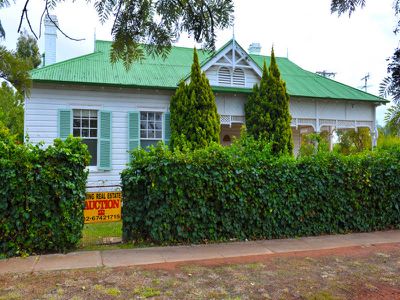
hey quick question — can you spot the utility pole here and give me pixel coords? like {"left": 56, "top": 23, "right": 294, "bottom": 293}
{"left": 360, "top": 73, "right": 371, "bottom": 92}
{"left": 316, "top": 70, "right": 336, "bottom": 79}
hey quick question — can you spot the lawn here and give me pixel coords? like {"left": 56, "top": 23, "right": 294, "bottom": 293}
{"left": 79, "top": 221, "right": 123, "bottom": 250}
{"left": 1, "top": 244, "right": 400, "bottom": 299}
{"left": 79, "top": 221, "right": 156, "bottom": 251}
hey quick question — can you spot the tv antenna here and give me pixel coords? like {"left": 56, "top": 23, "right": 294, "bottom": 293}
{"left": 360, "top": 73, "right": 371, "bottom": 92}
{"left": 316, "top": 70, "right": 336, "bottom": 79}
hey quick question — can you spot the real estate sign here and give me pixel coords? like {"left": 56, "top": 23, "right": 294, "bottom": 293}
{"left": 84, "top": 192, "right": 121, "bottom": 224}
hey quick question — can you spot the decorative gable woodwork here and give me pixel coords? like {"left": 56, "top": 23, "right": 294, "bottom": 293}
{"left": 201, "top": 40, "right": 262, "bottom": 89}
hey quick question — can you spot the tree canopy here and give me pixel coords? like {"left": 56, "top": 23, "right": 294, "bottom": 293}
{"left": 0, "top": 31, "right": 39, "bottom": 142}
{"left": 384, "top": 105, "right": 400, "bottom": 135}
{"left": 0, "top": 0, "right": 9, "bottom": 39}
{"left": 380, "top": 49, "right": 400, "bottom": 135}
{"left": 0, "top": 46, "right": 31, "bottom": 94}
{"left": 3, "top": 0, "right": 234, "bottom": 69}
{"left": 16, "top": 30, "right": 41, "bottom": 69}
{"left": 0, "top": 82, "right": 24, "bottom": 142}
{"left": 169, "top": 48, "right": 220, "bottom": 150}
{"left": 331, "top": 0, "right": 400, "bottom": 33}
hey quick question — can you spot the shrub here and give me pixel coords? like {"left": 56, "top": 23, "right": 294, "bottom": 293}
{"left": 0, "top": 134, "right": 89, "bottom": 257}
{"left": 121, "top": 141, "right": 400, "bottom": 244}
{"left": 377, "top": 133, "right": 400, "bottom": 151}
{"left": 334, "top": 128, "right": 371, "bottom": 155}
{"left": 299, "top": 132, "right": 330, "bottom": 157}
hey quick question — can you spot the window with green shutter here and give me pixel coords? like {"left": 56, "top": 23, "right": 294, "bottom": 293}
{"left": 128, "top": 112, "right": 140, "bottom": 159}
{"left": 58, "top": 109, "right": 72, "bottom": 140}
{"left": 140, "top": 111, "right": 163, "bottom": 148}
{"left": 98, "top": 111, "right": 112, "bottom": 170}
{"left": 72, "top": 109, "right": 98, "bottom": 166}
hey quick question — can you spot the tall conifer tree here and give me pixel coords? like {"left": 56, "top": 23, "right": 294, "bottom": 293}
{"left": 170, "top": 48, "right": 220, "bottom": 150}
{"left": 245, "top": 60, "right": 272, "bottom": 140}
{"left": 245, "top": 48, "right": 293, "bottom": 155}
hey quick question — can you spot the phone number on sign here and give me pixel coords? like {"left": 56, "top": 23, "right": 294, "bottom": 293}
{"left": 84, "top": 214, "right": 121, "bottom": 222}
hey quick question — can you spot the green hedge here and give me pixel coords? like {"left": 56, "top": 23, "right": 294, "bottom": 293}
{"left": 0, "top": 133, "right": 89, "bottom": 257}
{"left": 121, "top": 141, "right": 400, "bottom": 244}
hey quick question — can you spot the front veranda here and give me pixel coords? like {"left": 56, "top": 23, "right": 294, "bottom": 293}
{"left": 219, "top": 114, "right": 377, "bottom": 154}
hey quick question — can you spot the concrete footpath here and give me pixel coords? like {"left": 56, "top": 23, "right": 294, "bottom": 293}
{"left": 1, "top": 230, "right": 400, "bottom": 274}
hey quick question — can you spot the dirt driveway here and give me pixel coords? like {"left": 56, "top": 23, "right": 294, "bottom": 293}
{"left": 1, "top": 243, "right": 400, "bottom": 299}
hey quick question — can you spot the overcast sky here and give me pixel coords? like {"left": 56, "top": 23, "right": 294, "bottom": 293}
{"left": 1, "top": 0, "right": 398, "bottom": 125}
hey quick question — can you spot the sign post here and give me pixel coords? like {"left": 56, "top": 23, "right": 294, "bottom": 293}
{"left": 84, "top": 191, "right": 122, "bottom": 224}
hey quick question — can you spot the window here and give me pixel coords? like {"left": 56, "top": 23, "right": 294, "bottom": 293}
{"left": 218, "top": 67, "right": 245, "bottom": 87}
{"left": 233, "top": 68, "right": 245, "bottom": 86}
{"left": 218, "top": 67, "right": 231, "bottom": 85}
{"left": 73, "top": 109, "right": 98, "bottom": 166}
{"left": 140, "top": 112, "right": 163, "bottom": 148}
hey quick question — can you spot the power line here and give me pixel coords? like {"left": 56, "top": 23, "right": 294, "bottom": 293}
{"left": 316, "top": 70, "right": 336, "bottom": 79}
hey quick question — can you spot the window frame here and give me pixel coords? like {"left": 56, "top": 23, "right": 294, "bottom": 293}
{"left": 139, "top": 111, "right": 164, "bottom": 147}
{"left": 233, "top": 67, "right": 246, "bottom": 87}
{"left": 218, "top": 66, "right": 232, "bottom": 86}
{"left": 72, "top": 108, "right": 99, "bottom": 168}
{"left": 218, "top": 66, "right": 246, "bottom": 87}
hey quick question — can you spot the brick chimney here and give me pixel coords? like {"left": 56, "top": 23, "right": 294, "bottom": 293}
{"left": 248, "top": 43, "right": 262, "bottom": 55}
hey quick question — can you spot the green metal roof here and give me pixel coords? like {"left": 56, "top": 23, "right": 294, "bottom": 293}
{"left": 31, "top": 40, "right": 387, "bottom": 103}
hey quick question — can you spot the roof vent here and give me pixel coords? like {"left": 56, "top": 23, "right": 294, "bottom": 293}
{"left": 218, "top": 67, "right": 231, "bottom": 86}
{"left": 233, "top": 68, "right": 245, "bottom": 86}
{"left": 248, "top": 43, "right": 261, "bottom": 55}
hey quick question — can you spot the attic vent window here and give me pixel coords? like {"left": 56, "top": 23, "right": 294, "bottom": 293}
{"left": 218, "top": 67, "right": 246, "bottom": 87}
{"left": 233, "top": 68, "right": 245, "bottom": 86}
{"left": 218, "top": 67, "right": 231, "bottom": 85}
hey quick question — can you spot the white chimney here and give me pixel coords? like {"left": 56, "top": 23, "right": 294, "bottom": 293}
{"left": 44, "top": 15, "right": 58, "bottom": 66}
{"left": 248, "top": 42, "right": 261, "bottom": 55}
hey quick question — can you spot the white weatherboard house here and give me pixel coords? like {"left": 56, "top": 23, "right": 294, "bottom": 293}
{"left": 25, "top": 20, "right": 388, "bottom": 188}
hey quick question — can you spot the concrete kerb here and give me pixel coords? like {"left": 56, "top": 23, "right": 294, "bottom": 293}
{"left": 1, "top": 230, "right": 400, "bottom": 274}
{"left": 0, "top": 255, "right": 39, "bottom": 274}
{"left": 33, "top": 251, "right": 103, "bottom": 272}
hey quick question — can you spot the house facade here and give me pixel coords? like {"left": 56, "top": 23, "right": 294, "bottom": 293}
{"left": 25, "top": 29, "right": 387, "bottom": 188}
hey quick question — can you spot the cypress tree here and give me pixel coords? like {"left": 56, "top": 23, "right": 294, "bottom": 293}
{"left": 245, "top": 60, "right": 273, "bottom": 140}
{"left": 245, "top": 48, "right": 293, "bottom": 155}
{"left": 170, "top": 48, "right": 220, "bottom": 150}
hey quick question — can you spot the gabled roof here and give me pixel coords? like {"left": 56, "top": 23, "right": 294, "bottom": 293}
{"left": 31, "top": 40, "right": 388, "bottom": 103}
{"left": 199, "top": 39, "right": 262, "bottom": 76}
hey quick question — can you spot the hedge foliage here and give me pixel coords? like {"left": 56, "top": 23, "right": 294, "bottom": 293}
{"left": 0, "top": 132, "right": 89, "bottom": 257}
{"left": 122, "top": 139, "right": 400, "bottom": 244}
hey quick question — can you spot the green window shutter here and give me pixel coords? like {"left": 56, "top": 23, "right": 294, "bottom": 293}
{"left": 98, "top": 111, "right": 112, "bottom": 170}
{"left": 58, "top": 109, "right": 72, "bottom": 140}
{"left": 164, "top": 112, "right": 171, "bottom": 146}
{"left": 128, "top": 112, "right": 140, "bottom": 160}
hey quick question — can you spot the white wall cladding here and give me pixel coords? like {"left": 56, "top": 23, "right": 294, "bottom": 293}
{"left": 290, "top": 97, "right": 375, "bottom": 121}
{"left": 215, "top": 94, "right": 247, "bottom": 116}
{"left": 346, "top": 102, "right": 374, "bottom": 120}
{"left": 290, "top": 99, "right": 316, "bottom": 118}
{"left": 25, "top": 86, "right": 173, "bottom": 188}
